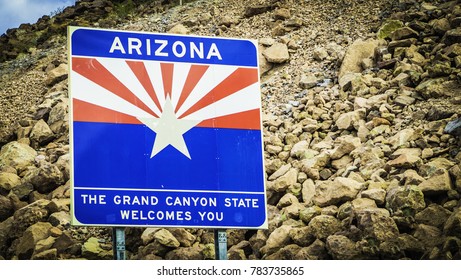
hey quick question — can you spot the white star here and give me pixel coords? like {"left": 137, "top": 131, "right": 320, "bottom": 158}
{"left": 138, "top": 97, "right": 200, "bottom": 159}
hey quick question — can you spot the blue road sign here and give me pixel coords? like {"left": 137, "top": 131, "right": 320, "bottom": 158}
{"left": 69, "top": 27, "right": 267, "bottom": 229}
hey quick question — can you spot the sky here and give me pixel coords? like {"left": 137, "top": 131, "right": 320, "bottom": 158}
{"left": 0, "top": 0, "right": 76, "bottom": 35}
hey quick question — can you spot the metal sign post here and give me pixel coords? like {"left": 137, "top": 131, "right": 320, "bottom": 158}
{"left": 214, "top": 229, "right": 227, "bottom": 260}
{"left": 112, "top": 227, "right": 126, "bottom": 260}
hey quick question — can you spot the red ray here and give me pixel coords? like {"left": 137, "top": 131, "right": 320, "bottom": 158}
{"left": 179, "top": 67, "right": 258, "bottom": 119}
{"left": 196, "top": 109, "right": 261, "bottom": 130}
{"left": 161, "top": 63, "right": 174, "bottom": 99}
{"left": 73, "top": 99, "right": 141, "bottom": 124}
{"left": 175, "top": 64, "right": 209, "bottom": 113}
{"left": 125, "top": 60, "right": 162, "bottom": 113}
{"left": 72, "top": 57, "right": 158, "bottom": 117}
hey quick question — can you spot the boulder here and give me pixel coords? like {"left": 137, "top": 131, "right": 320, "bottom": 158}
{"left": 0, "top": 196, "right": 14, "bottom": 222}
{"left": 154, "top": 229, "right": 180, "bottom": 248}
{"left": 167, "top": 23, "right": 189, "bottom": 34}
{"left": 313, "top": 177, "right": 363, "bottom": 207}
{"left": 386, "top": 185, "right": 426, "bottom": 214}
{"left": 294, "top": 239, "right": 328, "bottom": 260}
{"left": 390, "top": 27, "right": 419, "bottom": 41}
{"left": 357, "top": 211, "right": 399, "bottom": 242}
{"left": 308, "top": 215, "right": 342, "bottom": 240}
{"left": 338, "top": 39, "right": 384, "bottom": 79}
{"left": 45, "top": 64, "right": 68, "bottom": 86}
{"left": 0, "top": 172, "right": 21, "bottom": 195}
{"left": 444, "top": 208, "right": 461, "bottom": 239}
{"left": 262, "top": 43, "right": 289, "bottom": 63}
{"left": 165, "top": 244, "right": 205, "bottom": 260}
{"left": 168, "top": 228, "right": 196, "bottom": 247}
{"left": 417, "top": 169, "right": 452, "bottom": 195}
{"left": 377, "top": 20, "right": 404, "bottom": 39}
{"left": 260, "top": 225, "right": 292, "bottom": 255}
{"left": 16, "top": 222, "right": 53, "bottom": 259}
{"left": 0, "top": 141, "right": 37, "bottom": 173}
{"left": 30, "top": 119, "right": 54, "bottom": 147}
{"left": 22, "top": 163, "right": 64, "bottom": 194}
{"left": 326, "top": 235, "right": 360, "bottom": 260}
{"left": 81, "top": 237, "right": 111, "bottom": 260}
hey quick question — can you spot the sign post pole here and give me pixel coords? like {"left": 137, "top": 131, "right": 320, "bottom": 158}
{"left": 214, "top": 229, "right": 228, "bottom": 260}
{"left": 112, "top": 227, "right": 126, "bottom": 260}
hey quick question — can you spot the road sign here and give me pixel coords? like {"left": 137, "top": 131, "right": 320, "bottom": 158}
{"left": 68, "top": 26, "right": 267, "bottom": 229}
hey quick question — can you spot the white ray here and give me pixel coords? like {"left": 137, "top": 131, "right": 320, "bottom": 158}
{"left": 144, "top": 61, "right": 166, "bottom": 110}
{"left": 182, "top": 83, "right": 260, "bottom": 121}
{"left": 171, "top": 63, "right": 190, "bottom": 110}
{"left": 175, "top": 64, "right": 237, "bottom": 117}
{"left": 97, "top": 58, "right": 162, "bottom": 116}
{"left": 71, "top": 71, "right": 154, "bottom": 119}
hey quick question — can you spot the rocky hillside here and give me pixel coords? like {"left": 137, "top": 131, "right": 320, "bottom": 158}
{"left": 1, "top": 0, "right": 461, "bottom": 260}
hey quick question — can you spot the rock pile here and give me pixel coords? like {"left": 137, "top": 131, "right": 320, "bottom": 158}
{"left": 1, "top": 0, "right": 461, "bottom": 260}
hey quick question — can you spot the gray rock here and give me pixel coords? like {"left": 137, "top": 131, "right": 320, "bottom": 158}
{"left": 420, "top": 158, "right": 456, "bottom": 177}
{"left": 165, "top": 244, "right": 205, "bottom": 260}
{"left": 386, "top": 185, "right": 426, "bottom": 214}
{"left": 387, "top": 154, "right": 422, "bottom": 169}
{"left": 16, "top": 222, "right": 53, "bottom": 259}
{"left": 299, "top": 74, "right": 319, "bottom": 89}
{"left": 47, "top": 102, "right": 68, "bottom": 133}
{"left": 361, "top": 188, "right": 386, "bottom": 205}
{"left": 46, "top": 64, "right": 68, "bottom": 86}
{"left": 415, "top": 204, "right": 451, "bottom": 228}
{"left": 391, "top": 27, "right": 419, "bottom": 41}
{"left": 417, "top": 169, "right": 452, "bottom": 195}
{"left": 258, "top": 45, "right": 273, "bottom": 75}
{"left": 326, "top": 235, "right": 360, "bottom": 260}
{"left": 294, "top": 239, "right": 328, "bottom": 260}
{"left": 23, "top": 163, "right": 64, "bottom": 194}
{"left": 335, "top": 109, "right": 366, "bottom": 130}
{"left": 301, "top": 178, "right": 315, "bottom": 204}
{"left": 357, "top": 211, "right": 399, "bottom": 242}
{"left": 0, "top": 141, "right": 37, "bottom": 173}
{"left": 299, "top": 205, "right": 321, "bottom": 224}
{"left": 169, "top": 228, "right": 196, "bottom": 247}
{"left": 445, "top": 117, "right": 461, "bottom": 136}
{"left": 265, "top": 244, "right": 301, "bottom": 260}
{"left": 260, "top": 225, "right": 292, "bottom": 255}
{"left": 0, "top": 196, "right": 14, "bottom": 222}
{"left": 443, "top": 27, "right": 461, "bottom": 45}
{"left": 444, "top": 208, "right": 461, "bottom": 239}
{"left": 167, "top": 23, "right": 189, "bottom": 34}
{"left": 11, "top": 199, "right": 50, "bottom": 239}
{"left": 352, "top": 198, "right": 377, "bottom": 210}
{"left": 308, "top": 215, "right": 342, "bottom": 240}
{"left": 268, "top": 163, "right": 291, "bottom": 181}
{"left": 154, "top": 229, "right": 180, "bottom": 248}
{"left": 290, "top": 140, "right": 311, "bottom": 159}
{"left": 48, "top": 211, "right": 71, "bottom": 227}
{"left": 0, "top": 172, "right": 21, "bottom": 195}
{"left": 313, "top": 177, "right": 363, "bottom": 207}
{"left": 81, "top": 237, "right": 110, "bottom": 260}
{"left": 377, "top": 20, "right": 404, "bottom": 39}
{"left": 414, "top": 224, "right": 443, "bottom": 248}
{"left": 338, "top": 39, "right": 383, "bottom": 79}
{"left": 30, "top": 119, "right": 54, "bottom": 147}
{"left": 330, "top": 135, "right": 361, "bottom": 160}
{"left": 32, "top": 248, "right": 57, "bottom": 260}
{"left": 262, "top": 43, "right": 290, "bottom": 63}
{"left": 269, "top": 168, "right": 298, "bottom": 193}
{"left": 313, "top": 47, "right": 329, "bottom": 61}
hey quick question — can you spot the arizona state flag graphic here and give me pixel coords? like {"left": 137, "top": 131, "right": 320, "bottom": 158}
{"left": 69, "top": 27, "right": 267, "bottom": 228}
